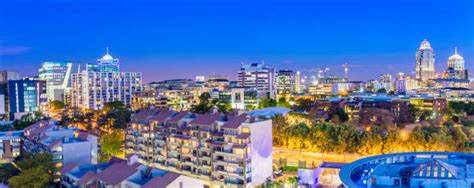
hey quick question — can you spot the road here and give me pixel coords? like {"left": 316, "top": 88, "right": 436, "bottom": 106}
{"left": 272, "top": 147, "right": 363, "bottom": 168}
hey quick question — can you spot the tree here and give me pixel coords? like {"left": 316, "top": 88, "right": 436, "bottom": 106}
{"left": 100, "top": 130, "right": 125, "bottom": 162}
{"left": 98, "top": 101, "right": 131, "bottom": 130}
{"left": 258, "top": 97, "right": 277, "bottom": 109}
{"left": 13, "top": 114, "right": 36, "bottom": 130}
{"left": 8, "top": 152, "right": 55, "bottom": 187}
{"left": 293, "top": 98, "right": 313, "bottom": 112}
{"left": 215, "top": 100, "right": 231, "bottom": 113}
{"left": 329, "top": 107, "right": 349, "bottom": 124}
{"left": 272, "top": 115, "right": 288, "bottom": 146}
{"left": 408, "top": 104, "right": 419, "bottom": 122}
{"left": 0, "top": 163, "right": 19, "bottom": 183}
{"left": 103, "top": 101, "right": 126, "bottom": 112}
{"left": 376, "top": 88, "right": 387, "bottom": 93}
{"left": 49, "top": 100, "right": 65, "bottom": 112}
{"left": 358, "top": 131, "right": 384, "bottom": 156}
{"left": 277, "top": 97, "right": 291, "bottom": 108}
{"left": 191, "top": 92, "right": 213, "bottom": 114}
{"left": 199, "top": 92, "right": 211, "bottom": 104}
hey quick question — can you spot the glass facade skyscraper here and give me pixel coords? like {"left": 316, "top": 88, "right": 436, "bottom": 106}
{"left": 7, "top": 79, "right": 47, "bottom": 119}
{"left": 38, "top": 61, "right": 74, "bottom": 102}
{"left": 415, "top": 39, "right": 436, "bottom": 82}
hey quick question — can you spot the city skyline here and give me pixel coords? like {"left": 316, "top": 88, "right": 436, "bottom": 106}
{"left": 1, "top": 0, "right": 473, "bottom": 83}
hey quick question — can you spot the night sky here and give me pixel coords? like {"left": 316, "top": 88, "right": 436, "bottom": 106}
{"left": 0, "top": 0, "right": 473, "bottom": 83}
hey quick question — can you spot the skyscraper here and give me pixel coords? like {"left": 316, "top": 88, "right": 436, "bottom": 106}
{"left": 0, "top": 71, "right": 20, "bottom": 82}
{"left": 38, "top": 61, "right": 75, "bottom": 102}
{"left": 415, "top": 39, "right": 436, "bottom": 81}
{"left": 4, "top": 78, "right": 47, "bottom": 119}
{"left": 237, "top": 62, "right": 275, "bottom": 98}
{"left": 275, "top": 69, "right": 295, "bottom": 95}
{"left": 86, "top": 48, "right": 120, "bottom": 72}
{"left": 295, "top": 71, "right": 302, "bottom": 93}
{"left": 446, "top": 47, "right": 468, "bottom": 79}
{"left": 71, "top": 50, "right": 142, "bottom": 110}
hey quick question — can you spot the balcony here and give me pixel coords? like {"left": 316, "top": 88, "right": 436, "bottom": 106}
{"left": 225, "top": 179, "right": 245, "bottom": 185}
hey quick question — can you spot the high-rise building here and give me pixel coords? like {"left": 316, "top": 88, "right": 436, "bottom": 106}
{"left": 237, "top": 62, "right": 275, "bottom": 98}
{"left": 71, "top": 51, "right": 142, "bottom": 110}
{"left": 0, "top": 71, "right": 20, "bottom": 82}
{"left": 87, "top": 48, "right": 120, "bottom": 73}
{"left": 395, "top": 73, "right": 419, "bottom": 94}
{"left": 295, "top": 71, "right": 302, "bottom": 93}
{"left": 275, "top": 69, "right": 295, "bottom": 95}
{"left": 445, "top": 47, "right": 468, "bottom": 79}
{"left": 415, "top": 39, "right": 436, "bottom": 82}
{"left": 38, "top": 61, "right": 75, "bottom": 102}
{"left": 71, "top": 71, "right": 142, "bottom": 110}
{"left": 125, "top": 108, "right": 273, "bottom": 187}
{"left": 2, "top": 78, "right": 47, "bottom": 120}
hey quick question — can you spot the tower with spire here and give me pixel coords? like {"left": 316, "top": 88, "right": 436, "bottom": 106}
{"left": 445, "top": 47, "right": 468, "bottom": 79}
{"left": 86, "top": 47, "right": 120, "bottom": 72}
{"left": 415, "top": 39, "right": 436, "bottom": 82}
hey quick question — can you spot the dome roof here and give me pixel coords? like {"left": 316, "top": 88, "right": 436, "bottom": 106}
{"left": 419, "top": 39, "right": 432, "bottom": 50}
{"left": 449, "top": 47, "right": 464, "bottom": 61}
{"left": 101, "top": 47, "right": 114, "bottom": 61}
{"left": 102, "top": 53, "right": 113, "bottom": 61}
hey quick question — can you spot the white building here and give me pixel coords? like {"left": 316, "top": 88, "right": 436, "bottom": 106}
{"left": 445, "top": 47, "right": 468, "bottom": 79}
{"left": 71, "top": 52, "right": 142, "bottom": 110}
{"left": 39, "top": 61, "right": 75, "bottom": 102}
{"left": 125, "top": 108, "right": 274, "bottom": 187}
{"left": 22, "top": 121, "right": 98, "bottom": 166}
{"left": 237, "top": 62, "right": 275, "bottom": 98}
{"left": 0, "top": 71, "right": 20, "bottom": 82}
{"left": 416, "top": 39, "right": 436, "bottom": 82}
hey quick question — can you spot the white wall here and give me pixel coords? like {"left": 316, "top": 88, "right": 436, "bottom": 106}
{"left": 62, "top": 141, "right": 91, "bottom": 165}
{"left": 248, "top": 119, "right": 273, "bottom": 186}
{"left": 167, "top": 175, "right": 205, "bottom": 188}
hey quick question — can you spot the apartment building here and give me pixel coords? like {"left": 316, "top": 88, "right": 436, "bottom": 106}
{"left": 62, "top": 154, "right": 204, "bottom": 188}
{"left": 125, "top": 108, "right": 273, "bottom": 188}
{"left": 0, "top": 130, "right": 22, "bottom": 161}
{"left": 23, "top": 121, "right": 98, "bottom": 180}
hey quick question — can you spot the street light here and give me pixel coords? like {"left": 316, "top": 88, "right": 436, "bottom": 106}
{"left": 400, "top": 130, "right": 409, "bottom": 141}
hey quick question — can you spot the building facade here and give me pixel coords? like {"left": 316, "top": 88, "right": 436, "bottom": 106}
{"left": 415, "top": 39, "right": 436, "bottom": 82}
{"left": 275, "top": 69, "right": 295, "bottom": 95}
{"left": 71, "top": 51, "right": 143, "bottom": 110}
{"left": 5, "top": 79, "right": 47, "bottom": 120}
{"left": 445, "top": 48, "right": 468, "bottom": 80}
{"left": 125, "top": 108, "right": 273, "bottom": 187}
{"left": 0, "top": 130, "right": 22, "bottom": 161}
{"left": 237, "top": 63, "right": 275, "bottom": 98}
{"left": 71, "top": 71, "right": 143, "bottom": 110}
{"left": 39, "top": 61, "right": 75, "bottom": 102}
{"left": 0, "top": 71, "right": 20, "bottom": 82}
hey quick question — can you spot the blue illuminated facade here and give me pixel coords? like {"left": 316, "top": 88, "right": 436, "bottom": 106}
{"left": 7, "top": 79, "right": 47, "bottom": 119}
{"left": 340, "top": 152, "right": 474, "bottom": 188}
